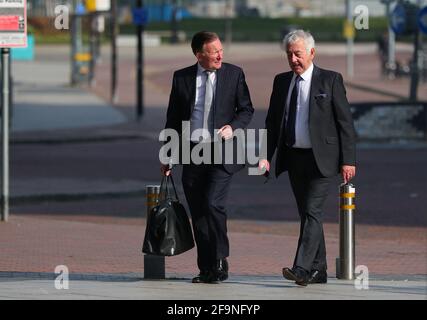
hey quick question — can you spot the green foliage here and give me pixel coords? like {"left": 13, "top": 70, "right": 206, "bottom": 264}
{"left": 29, "top": 17, "right": 391, "bottom": 44}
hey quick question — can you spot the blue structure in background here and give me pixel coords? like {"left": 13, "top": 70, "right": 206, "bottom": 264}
{"left": 132, "top": 7, "right": 149, "bottom": 26}
{"left": 144, "top": 4, "right": 192, "bottom": 22}
{"left": 11, "top": 35, "right": 35, "bottom": 61}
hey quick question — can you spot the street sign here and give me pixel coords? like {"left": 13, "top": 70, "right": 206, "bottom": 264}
{"left": 0, "top": 0, "right": 27, "bottom": 48}
{"left": 75, "top": 3, "right": 86, "bottom": 15}
{"left": 390, "top": 1, "right": 419, "bottom": 35}
{"left": 132, "top": 8, "right": 149, "bottom": 26}
{"left": 390, "top": 3, "right": 406, "bottom": 35}
{"left": 418, "top": 6, "right": 427, "bottom": 35}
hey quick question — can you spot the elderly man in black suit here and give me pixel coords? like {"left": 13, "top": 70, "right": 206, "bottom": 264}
{"left": 259, "top": 30, "right": 357, "bottom": 286}
{"left": 161, "top": 31, "right": 254, "bottom": 283}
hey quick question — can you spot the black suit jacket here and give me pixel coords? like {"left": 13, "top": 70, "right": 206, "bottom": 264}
{"left": 165, "top": 62, "right": 254, "bottom": 174}
{"left": 266, "top": 65, "right": 356, "bottom": 178}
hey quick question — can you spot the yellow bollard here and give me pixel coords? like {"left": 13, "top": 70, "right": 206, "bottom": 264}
{"left": 144, "top": 185, "right": 165, "bottom": 279}
{"left": 336, "top": 183, "right": 356, "bottom": 280}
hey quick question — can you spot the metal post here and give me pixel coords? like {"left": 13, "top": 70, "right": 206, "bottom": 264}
{"left": 346, "top": 0, "right": 354, "bottom": 78}
{"left": 136, "top": 0, "right": 144, "bottom": 120}
{"left": 110, "top": 0, "right": 118, "bottom": 104}
{"left": 409, "top": 1, "right": 422, "bottom": 101}
{"left": 89, "top": 12, "right": 96, "bottom": 87}
{"left": 1, "top": 48, "right": 10, "bottom": 222}
{"left": 70, "top": 13, "right": 79, "bottom": 85}
{"left": 144, "top": 185, "right": 165, "bottom": 279}
{"left": 381, "top": 0, "right": 396, "bottom": 74}
{"left": 337, "top": 183, "right": 356, "bottom": 280}
{"left": 170, "top": 0, "right": 178, "bottom": 44}
{"left": 386, "top": 1, "right": 396, "bottom": 71}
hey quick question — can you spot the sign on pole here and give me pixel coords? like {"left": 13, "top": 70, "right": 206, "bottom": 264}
{"left": 418, "top": 6, "right": 427, "bottom": 35}
{"left": 132, "top": 7, "right": 148, "bottom": 26}
{"left": 0, "top": 0, "right": 27, "bottom": 48}
{"left": 390, "top": 3, "right": 406, "bottom": 35}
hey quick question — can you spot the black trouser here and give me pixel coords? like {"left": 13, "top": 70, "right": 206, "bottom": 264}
{"left": 287, "top": 147, "right": 332, "bottom": 272}
{"left": 182, "top": 163, "right": 232, "bottom": 272}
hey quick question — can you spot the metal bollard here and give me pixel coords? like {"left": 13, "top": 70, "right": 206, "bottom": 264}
{"left": 336, "top": 183, "right": 356, "bottom": 280}
{"left": 144, "top": 185, "right": 165, "bottom": 279}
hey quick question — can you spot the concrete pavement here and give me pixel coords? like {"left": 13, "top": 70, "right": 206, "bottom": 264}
{"left": 0, "top": 273, "right": 425, "bottom": 300}
{"left": 12, "top": 60, "right": 127, "bottom": 133}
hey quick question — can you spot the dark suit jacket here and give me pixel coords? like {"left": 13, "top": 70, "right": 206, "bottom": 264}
{"left": 165, "top": 62, "right": 254, "bottom": 174}
{"left": 266, "top": 65, "right": 356, "bottom": 178}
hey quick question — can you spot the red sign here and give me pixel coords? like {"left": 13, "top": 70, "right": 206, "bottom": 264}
{"left": 0, "top": 16, "right": 20, "bottom": 31}
{"left": 0, "top": 0, "right": 27, "bottom": 47}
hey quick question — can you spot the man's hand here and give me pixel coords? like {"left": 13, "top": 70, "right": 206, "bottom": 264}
{"left": 217, "top": 125, "right": 233, "bottom": 140}
{"left": 258, "top": 159, "right": 271, "bottom": 175}
{"left": 161, "top": 164, "right": 171, "bottom": 176}
{"left": 341, "top": 165, "right": 356, "bottom": 184}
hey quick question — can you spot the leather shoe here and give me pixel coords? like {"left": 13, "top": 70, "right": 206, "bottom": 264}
{"left": 192, "top": 271, "right": 210, "bottom": 283}
{"left": 208, "top": 258, "right": 229, "bottom": 283}
{"left": 308, "top": 270, "right": 327, "bottom": 284}
{"left": 282, "top": 267, "right": 308, "bottom": 286}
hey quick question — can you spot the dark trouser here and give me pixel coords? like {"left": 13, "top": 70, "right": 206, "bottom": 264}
{"left": 287, "top": 147, "right": 332, "bottom": 273}
{"left": 182, "top": 163, "right": 232, "bottom": 272}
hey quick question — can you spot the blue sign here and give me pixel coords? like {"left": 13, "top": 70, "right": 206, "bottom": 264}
{"left": 132, "top": 8, "right": 149, "bottom": 26}
{"left": 418, "top": 6, "right": 427, "bottom": 34}
{"left": 390, "top": 3, "right": 406, "bottom": 35}
{"left": 75, "top": 3, "right": 86, "bottom": 15}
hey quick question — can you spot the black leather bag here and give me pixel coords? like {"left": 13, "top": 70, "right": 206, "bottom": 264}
{"left": 142, "top": 175, "right": 195, "bottom": 256}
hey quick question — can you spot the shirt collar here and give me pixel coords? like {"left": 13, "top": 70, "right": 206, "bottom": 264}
{"left": 197, "top": 63, "right": 216, "bottom": 75}
{"left": 294, "top": 63, "right": 314, "bottom": 82}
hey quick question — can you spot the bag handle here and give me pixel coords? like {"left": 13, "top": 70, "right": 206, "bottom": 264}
{"left": 159, "top": 174, "right": 179, "bottom": 201}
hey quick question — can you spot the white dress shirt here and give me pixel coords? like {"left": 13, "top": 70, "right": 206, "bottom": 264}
{"left": 190, "top": 63, "right": 217, "bottom": 142}
{"left": 285, "top": 63, "right": 313, "bottom": 148}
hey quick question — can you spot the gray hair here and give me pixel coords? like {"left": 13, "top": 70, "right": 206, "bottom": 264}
{"left": 283, "top": 30, "right": 315, "bottom": 54}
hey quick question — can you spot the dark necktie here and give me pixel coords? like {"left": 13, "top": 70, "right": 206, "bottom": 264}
{"left": 285, "top": 76, "right": 301, "bottom": 147}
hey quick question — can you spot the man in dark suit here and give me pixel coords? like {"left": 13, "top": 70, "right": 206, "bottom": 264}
{"left": 259, "top": 30, "right": 356, "bottom": 286}
{"left": 161, "top": 31, "right": 254, "bottom": 283}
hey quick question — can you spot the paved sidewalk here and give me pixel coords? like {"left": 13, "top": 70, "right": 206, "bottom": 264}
{"left": 12, "top": 60, "right": 127, "bottom": 133}
{"left": 0, "top": 274, "right": 425, "bottom": 300}
{"left": 0, "top": 215, "right": 425, "bottom": 300}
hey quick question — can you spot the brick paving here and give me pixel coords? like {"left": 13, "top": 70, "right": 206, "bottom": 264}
{"left": 1, "top": 214, "right": 425, "bottom": 277}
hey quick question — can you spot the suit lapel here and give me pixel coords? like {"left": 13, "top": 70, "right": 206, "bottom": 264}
{"left": 186, "top": 63, "right": 198, "bottom": 115}
{"left": 215, "top": 64, "right": 225, "bottom": 110}
{"left": 309, "top": 65, "right": 321, "bottom": 122}
{"left": 277, "top": 73, "right": 293, "bottom": 147}
{"left": 281, "top": 74, "right": 292, "bottom": 118}
{"left": 212, "top": 64, "right": 226, "bottom": 131}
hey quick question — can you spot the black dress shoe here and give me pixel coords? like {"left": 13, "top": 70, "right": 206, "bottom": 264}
{"left": 208, "top": 258, "right": 229, "bottom": 283}
{"left": 192, "top": 271, "right": 210, "bottom": 283}
{"left": 308, "top": 270, "right": 327, "bottom": 284}
{"left": 282, "top": 267, "right": 309, "bottom": 286}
